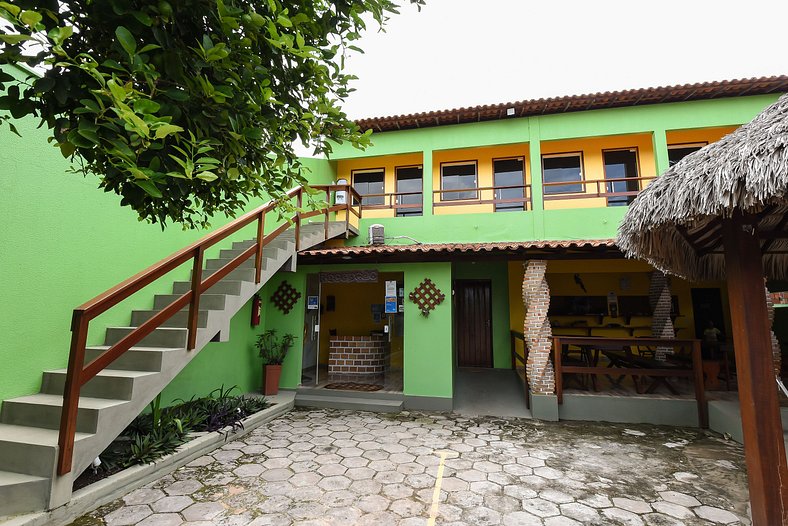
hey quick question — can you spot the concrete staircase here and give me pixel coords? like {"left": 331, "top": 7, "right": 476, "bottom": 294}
{"left": 0, "top": 221, "right": 351, "bottom": 519}
{"left": 295, "top": 386, "right": 404, "bottom": 413}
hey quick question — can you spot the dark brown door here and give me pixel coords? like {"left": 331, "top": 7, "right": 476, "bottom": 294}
{"left": 455, "top": 280, "right": 493, "bottom": 367}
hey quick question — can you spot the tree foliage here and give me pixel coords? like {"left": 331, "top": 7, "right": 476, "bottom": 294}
{"left": 0, "top": 0, "right": 422, "bottom": 228}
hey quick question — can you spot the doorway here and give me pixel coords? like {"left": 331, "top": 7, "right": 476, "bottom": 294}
{"left": 691, "top": 288, "right": 727, "bottom": 339}
{"left": 455, "top": 279, "right": 493, "bottom": 368}
{"left": 301, "top": 274, "right": 321, "bottom": 386}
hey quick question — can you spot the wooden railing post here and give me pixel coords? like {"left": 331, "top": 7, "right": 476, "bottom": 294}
{"left": 554, "top": 336, "right": 563, "bottom": 404}
{"left": 324, "top": 188, "right": 330, "bottom": 240}
{"left": 57, "top": 310, "right": 88, "bottom": 475}
{"left": 345, "top": 185, "right": 350, "bottom": 234}
{"left": 691, "top": 340, "right": 708, "bottom": 428}
{"left": 187, "top": 246, "right": 204, "bottom": 350}
{"left": 255, "top": 211, "right": 265, "bottom": 284}
{"left": 294, "top": 191, "right": 302, "bottom": 252}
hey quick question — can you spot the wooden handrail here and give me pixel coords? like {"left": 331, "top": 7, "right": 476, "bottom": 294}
{"left": 552, "top": 336, "right": 707, "bottom": 427}
{"left": 543, "top": 176, "right": 656, "bottom": 201}
{"left": 57, "top": 183, "right": 359, "bottom": 475}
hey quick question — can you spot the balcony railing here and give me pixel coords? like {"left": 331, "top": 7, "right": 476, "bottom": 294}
{"left": 359, "top": 191, "right": 423, "bottom": 216}
{"left": 432, "top": 184, "right": 532, "bottom": 211}
{"left": 543, "top": 176, "right": 656, "bottom": 204}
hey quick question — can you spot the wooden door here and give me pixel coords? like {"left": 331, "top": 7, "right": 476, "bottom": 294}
{"left": 455, "top": 280, "right": 493, "bottom": 368}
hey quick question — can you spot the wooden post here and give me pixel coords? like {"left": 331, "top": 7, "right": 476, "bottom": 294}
{"left": 187, "top": 247, "right": 204, "bottom": 350}
{"left": 722, "top": 218, "right": 788, "bottom": 525}
{"left": 254, "top": 211, "right": 265, "bottom": 284}
{"left": 324, "top": 188, "right": 330, "bottom": 240}
{"left": 554, "top": 337, "right": 563, "bottom": 404}
{"left": 690, "top": 340, "right": 708, "bottom": 428}
{"left": 295, "top": 191, "right": 302, "bottom": 252}
{"left": 57, "top": 311, "right": 88, "bottom": 475}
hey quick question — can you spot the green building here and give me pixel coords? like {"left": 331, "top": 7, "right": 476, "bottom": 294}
{"left": 1, "top": 73, "right": 787, "bottom": 515}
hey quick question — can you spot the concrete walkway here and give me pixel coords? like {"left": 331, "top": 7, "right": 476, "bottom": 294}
{"left": 453, "top": 368, "right": 532, "bottom": 419}
{"left": 72, "top": 408, "right": 750, "bottom": 525}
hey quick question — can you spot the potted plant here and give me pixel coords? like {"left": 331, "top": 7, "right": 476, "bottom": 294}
{"left": 255, "top": 329, "right": 296, "bottom": 395}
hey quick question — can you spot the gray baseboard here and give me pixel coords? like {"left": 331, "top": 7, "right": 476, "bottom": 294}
{"left": 531, "top": 394, "right": 559, "bottom": 421}
{"left": 404, "top": 395, "right": 452, "bottom": 412}
{"left": 559, "top": 394, "right": 700, "bottom": 427}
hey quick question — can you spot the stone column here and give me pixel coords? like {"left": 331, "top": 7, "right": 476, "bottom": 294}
{"left": 523, "top": 260, "right": 555, "bottom": 394}
{"left": 649, "top": 270, "right": 675, "bottom": 361}
{"left": 765, "top": 285, "right": 783, "bottom": 377}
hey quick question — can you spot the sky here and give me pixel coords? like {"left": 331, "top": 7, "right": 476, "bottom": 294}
{"left": 338, "top": 0, "right": 788, "bottom": 120}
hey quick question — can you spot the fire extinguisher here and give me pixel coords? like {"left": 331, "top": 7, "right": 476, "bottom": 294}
{"left": 251, "top": 294, "right": 261, "bottom": 327}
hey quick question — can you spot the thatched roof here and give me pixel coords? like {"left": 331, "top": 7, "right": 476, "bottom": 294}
{"left": 617, "top": 94, "right": 788, "bottom": 281}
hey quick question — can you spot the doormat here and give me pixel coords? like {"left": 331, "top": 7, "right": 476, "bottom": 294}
{"left": 324, "top": 382, "right": 384, "bottom": 392}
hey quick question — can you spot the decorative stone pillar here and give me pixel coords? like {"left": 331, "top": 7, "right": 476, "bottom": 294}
{"left": 765, "top": 285, "right": 782, "bottom": 377}
{"left": 523, "top": 261, "right": 555, "bottom": 394}
{"left": 649, "top": 270, "right": 675, "bottom": 361}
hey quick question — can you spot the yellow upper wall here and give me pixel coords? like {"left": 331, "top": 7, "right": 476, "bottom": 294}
{"left": 337, "top": 153, "right": 423, "bottom": 219}
{"left": 540, "top": 133, "right": 655, "bottom": 210}
{"left": 432, "top": 143, "right": 531, "bottom": 215}
{"left": 666, "top": 125, "right": 738, "bottom": 146}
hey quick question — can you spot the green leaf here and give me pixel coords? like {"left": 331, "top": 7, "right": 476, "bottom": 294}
{"left": 227, "top": 167, "right": 240, "bottom": 180}
{"left": 132, "top": 10, "right": 152, "bottom": 26}
{"left": 59, "top": 141, "right": 76, "bottom": 158}
{"left": 132, "top": 98, "right": 161, "bottom": 114}
{"left": 154, "top": 123, "right": 183, "bottom": 139}
{"left": 134, "top": 180, "right": 163, "bottom": 198}
{"left": 115, "top": 26, "right": 137, "bottom": 55}
{"left": 20, "top": 10, "right": 42, "bottom": 27}
{"left": 107, "top": 79, "right": 127, "bottom": 101}
{"left": 196, "top": 172, "right": 218, "bottom": 181}
{"left": 0, "top": 34, "right": 34, "bottom": 45}
{"left": 33, "top": 77, "right": 56, "bottom": 94}
{"left": 0, "top": 2, "right": 21, "bottom": 16}
{"left": 77, "top": 128, "right": 100, "bottom": 145}
{"left": 139, "top": 43, "right": 161, "bottom": 53}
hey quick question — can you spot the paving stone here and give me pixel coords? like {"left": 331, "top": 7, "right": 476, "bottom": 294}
{"left": 651, "top": 501, "right": 694, "bottom": 519}
{"left": 233, "top": 463, "right": 265, "bottom": 477}
{"left": 484, "top": 494, "right": 521, "bottom": 513}
{"left": 261, "top": 457, "right": 291, "bottom": 470}
{"left": 164, "top": 479, "right": 203, "bottom": 496}
{"left": 136, "top": 513, "right": 184, "bottom": 526}
{"left": 121, "top": 488, "right": 166, "bottom": 506}
{"left": 613, "top": 497, "right": 653, "bottom": 514}
{"left": 533, "top": 466, "right": 564, "bottom": 480}
{"left": 602, "top": 507, "right": 646, "bottom": 526}
{"left": 523, "top": 497, "right": 560, "bottom": 518}
{"left": 544, "top": 516, "right": 582, "bottom": 526}
{"left": 260, "top": 468, "right": 292, "bottom": 481}
{"left": 541, "top": 489, "right": 575, "bottom": 504}
{"left": 212, "top": 450, "right": 242, "bottom": 462}
{"left": 181, "top": 501, "right": 225, "bottom": 521}
{"left": 151, "top": 495, "right": 194, "bottom": 513}
{"left": 290, "top": 471, "right": 321, "bottom": 487}
{"left": 104, "top": 505, "right": 152, "bottom": 526}
{"left": 502, "top": 510, "right": 543, "bottom": 525}
{"left": 381, "top": 483, "right": 414, "bottom": 500}
{"left": 255, "top": 494, "right": 292, "bottom": 514}
{"left": 658, "top": 490, "right": 701, "bottom": 507}
{"left": 694, "top": 505, "right": 740, "bottom": 524}
{"left": 641, "top": 513, "right": 686, "bottom": 526}
{"left": 356, "top": 494, "right": 390, "bottom": 513}
{"left": 317, "top": 475, "right": 351, "bottom": 491}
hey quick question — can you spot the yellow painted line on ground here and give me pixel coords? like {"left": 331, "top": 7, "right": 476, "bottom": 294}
{"left": 427, "top": 451, "right": 449, "bottom": 526}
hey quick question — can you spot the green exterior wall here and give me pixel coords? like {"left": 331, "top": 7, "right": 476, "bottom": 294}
{"left": 0, "top": 63, "right": 337, "bottom": 407}
{"left": 452, "top": 261, "right": 511, "bottom": 369}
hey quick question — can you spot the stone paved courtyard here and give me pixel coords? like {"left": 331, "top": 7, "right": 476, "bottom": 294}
{"left": 71, "top": 408, "right": 750, "bottom": 525}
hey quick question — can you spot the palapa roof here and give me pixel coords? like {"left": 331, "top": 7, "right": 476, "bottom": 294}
{"left": 355, "top": 76, "right": 788, "bottom": 132}
{"left": 617, "top": 94, "right": 788, "bottom": 281}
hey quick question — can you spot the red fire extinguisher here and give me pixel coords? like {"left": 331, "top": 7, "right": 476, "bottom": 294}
{"left": 251, "top": 294, "right": 261, "bottom": 327}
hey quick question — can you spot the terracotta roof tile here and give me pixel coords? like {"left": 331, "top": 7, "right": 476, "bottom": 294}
{"left": 355, "top": 76, "right": 788, "bottom": 132}
{"left": 300, "top": 239, "right": 616, "bottom": 260}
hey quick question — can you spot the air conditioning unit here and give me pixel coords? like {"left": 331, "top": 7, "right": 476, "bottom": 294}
{"left": 369, "top": 224, "right": 385, "bottom": 245}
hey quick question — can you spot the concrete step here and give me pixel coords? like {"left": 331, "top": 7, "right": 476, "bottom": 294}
{"left": 207, "top": 247, "right": 283, "bottom": 270}
{"left": 130, "top": 309, "right": 209, "bottom": 329}
{"left": 83, "top": 346, "right": 178, "bottom": 372}
{"left": 41, "top": 369, "right": 158, "bottom": 400}
{"left": 219, "top": 244, "right": 289, "bottom": 261}
{"left": 104, "top": 326, "right": 188, "bottom": 348}
{"left": 154, "top": 293, "right": 228, "bottom": 311}
{"left": 172, "top": 279, "right": 243, "bottom": 296}
{"left": 295, "top": 394, "right": 403, "bottom": 413}
{"left": 196, "top": 266, "right": 256, "bottom": 283}
{"left": 0, "top": 424, "right": 89, "bottom": 478}
{"left": 0, "top": 470, "right": 49, "bottom": 517}
{"left": 0, "top": 394, "right": 127, "bottom": 434}
{"left": 296, "top": 386, "right": 404, "bottom": 401}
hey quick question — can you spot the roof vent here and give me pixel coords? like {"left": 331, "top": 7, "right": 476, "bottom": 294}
{"left": 369, "top": 224, "right": 385, "bottom": 245}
